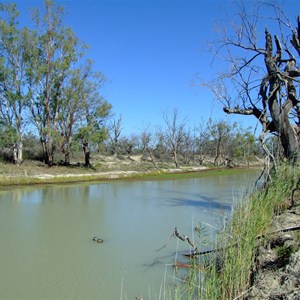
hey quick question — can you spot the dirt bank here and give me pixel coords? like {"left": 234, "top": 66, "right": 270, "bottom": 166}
{"left": 245, "top": 189, "right": 300, "bottom": 300}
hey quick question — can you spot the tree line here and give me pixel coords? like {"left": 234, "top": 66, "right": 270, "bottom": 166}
{"left": 0, "top": 0, "right": 111, "bottom": 166}
{"left": 1, "top": 105, "right": 272, "bottom": 168}
{"left": 1, "top": 0, "right": 298, "bottom": 168}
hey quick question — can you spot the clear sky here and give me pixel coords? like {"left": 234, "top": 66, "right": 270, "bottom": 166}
{"left": 7, "top": 0, "right": 300, "bottom": 136}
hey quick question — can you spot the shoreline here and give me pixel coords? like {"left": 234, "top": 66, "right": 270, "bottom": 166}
{"left": 0, "top": 163, "right": 260, "bottom": 189}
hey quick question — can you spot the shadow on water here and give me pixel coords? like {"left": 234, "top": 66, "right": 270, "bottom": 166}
{"left": 167, "top": 196, "right": 233, "bottom": 211}
{"left": 159, "top": 188, "right": 233, "bottom": 210}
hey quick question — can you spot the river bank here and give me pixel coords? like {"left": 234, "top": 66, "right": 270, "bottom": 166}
{"left": 0, "top": 155, "right": 261, "bottom": 187}
{"left": 190, "top": 165, "right": 300, "bottom": 300}
{"left": 246, "top": 195, "right": 300, "bottom": 299}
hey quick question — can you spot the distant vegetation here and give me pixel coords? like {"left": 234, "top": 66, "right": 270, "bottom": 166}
{"left": 0, "top": 0, "right": 288, "bottom": 169}
{"left": 1, "top": 111, "right": 268, "bottom": 168}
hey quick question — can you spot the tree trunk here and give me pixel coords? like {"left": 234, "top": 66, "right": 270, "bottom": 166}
{"left": 64, "top": 137, "right": 72, "bottom": 165}
{"left": 83, "top": 142, "right": 91, "bottom": 167}
{"left": 174, "top": 150, "right": 179, "bottom": 167}
{"left": 46, "top": 142, "right": 54, "bottom": 167}
{"left": 40, "top": 138, "right": 54, "bottom": 166}
{"left": 64, "top": 148, "right": 71, "bottom": 165}
{"left": 12, "top": 144, "right": 18, "bottom": 165}
{"left": 214, "top": 138, "right": 222, "bottom": 166}
{"left": 146, "top": 147, "right": 158, "bottom": 169}
{"left": 41, "top": 138, "right": 48, "bottom": 164}
{"left": 17, "top": 141, "right": 23, "bottom": 164}
{"left": 279, "top": 115, "right": 299, "bottom": 163}
{"left": 264, "top": 30, "right": 300, "bottom": 163}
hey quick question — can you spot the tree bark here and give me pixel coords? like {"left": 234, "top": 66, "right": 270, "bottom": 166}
{"left": 83, "top": 142, "right": 91, "bottom": 167}
{"left": 264, "top": 29, "right": 300, "bottom": 163}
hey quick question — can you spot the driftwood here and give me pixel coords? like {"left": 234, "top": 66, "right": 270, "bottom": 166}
{"left": 174, "top": 227, "right": 198, "bottom": 252}
{"left": 156, "top": 227, "right": 198, "bottom": 252}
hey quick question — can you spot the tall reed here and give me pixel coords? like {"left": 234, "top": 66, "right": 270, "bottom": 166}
{"left": 172, "top": 164, "right": 299, "bottom": 300}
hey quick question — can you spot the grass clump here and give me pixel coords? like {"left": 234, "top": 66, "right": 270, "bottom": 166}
{"left": 275, "top": 245, "right": 294, "bottom": 260}
{"left": 172, "top": 164, "right": 299, "bottom": 300}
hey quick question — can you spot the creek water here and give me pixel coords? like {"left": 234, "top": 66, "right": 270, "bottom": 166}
{"left": 0, "top": 170, "right": 259, "bottom": 300}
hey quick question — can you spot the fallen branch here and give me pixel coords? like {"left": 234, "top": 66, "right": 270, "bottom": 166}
{"left": 182, "top": 246, "right": 228, "bottom": 258}
{"left": 174, "top": 227, "right": 198, "bottom": 252}
{"left": 262, "top": 225, "right": 300, "bottom": 236}
{"left": 183, "top": 225, "right": 300, "bottom": 258}
{"left": 156, "top": 227, "right": 198, "bottom": 252}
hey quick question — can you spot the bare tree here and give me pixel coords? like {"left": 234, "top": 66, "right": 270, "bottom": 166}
{"left": 161, "top": 109, "right": 186, "bottom": 167}
{"left": 108, "top": 115, "right": 122, "bottom": 156}
{"left": 138, "top": 127, "right": 158, "bottom": 169}
{"left": 204, "top": 1, "right": 300, "bottom": 164}
{"left": 208, "top": 119, "right": 232, "bottom": 166}
{"left": 195, "top": 119, "right": 210, "bottom": 165}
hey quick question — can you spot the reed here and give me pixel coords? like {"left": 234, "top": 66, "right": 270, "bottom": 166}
{"left": 169, "top": 163, "right": 299, "bottom": 300}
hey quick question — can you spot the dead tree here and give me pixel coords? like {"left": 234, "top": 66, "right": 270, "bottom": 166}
{"left": 204, "top": 2, "right": 300, "bottom": 164}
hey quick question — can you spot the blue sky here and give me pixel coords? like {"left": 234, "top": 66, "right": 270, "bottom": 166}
{"left": 9, "top": 0, "right": 300, "bottom": 136}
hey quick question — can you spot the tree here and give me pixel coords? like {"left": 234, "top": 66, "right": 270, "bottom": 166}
{"left": 231, "top": 127, "right": 256, "bottom": 164}
{"left": 59, "top": 60, "right": 107, "bottom": 165}
{"left": 0, "top": 3, "right": 32, "bottom": 164}
{"left": 138, "top": 127, "right": 158, "bottom": 168}
{"left": 208, "top": 119, "right": 232, "bottom": 166}
{"left": 28, "top": 0, "right": 83, "bottom": 166}
{"left": 181, "top": 129, "right": 196, "bottom": 165}
{"left": 195, "top": 119, "right": 211, "bottom": 165}
{"left": 75, "top": 71, "right": 111, "bottom": 167}
{"left": 118, "top": 135, "right": 138, "bottom": 157}
{"left": 205, "top": 1, "right": 300, "bottom": 164}
{"left": 108, "top": 115, "right": 122, "bottom": 156}
{"left": 161, "top": 109, "right": 186, "bottom": 167}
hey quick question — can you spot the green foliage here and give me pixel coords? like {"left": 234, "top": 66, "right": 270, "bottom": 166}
{"left": 22, "top": 133, "right": 44, "bottom": 160}
{"left": 0, "top": 123, "right": 17, "bottom": 148}
{"left": 0, "top": 0, "right": 112, "bottom": 165}
{"left": 275, "top": 245, "right": 293, "bottom": 260}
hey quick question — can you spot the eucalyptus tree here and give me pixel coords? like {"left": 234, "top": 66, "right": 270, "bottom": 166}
{"left": 205, "top": 1, "right": 300, "bottom": 164}
{"left": 208, "top": 119, "right": 233, "bottom": 166}
{"left": 0, "top": 3, "right": 33, "bottom": 164}
{"left": 231, "top": 127, "right": 256, "bottom": 163}
{"left": 28, "top": 0, "right": 84, "bottom": 166}
{"left": 74, "top": 71, "right": 112, "bottom": 167}
{"left": 59, "top": 60, "right": 107, "bottom": 165}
